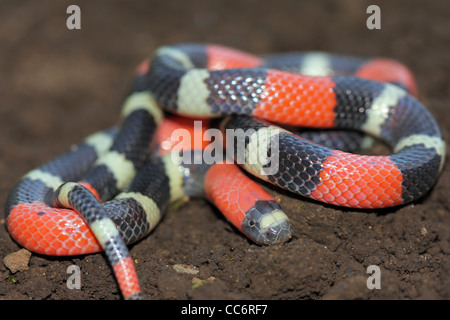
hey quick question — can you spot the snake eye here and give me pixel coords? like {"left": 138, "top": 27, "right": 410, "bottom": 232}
{"left": 248, "top": 219, "right": 256, "bottom": 227}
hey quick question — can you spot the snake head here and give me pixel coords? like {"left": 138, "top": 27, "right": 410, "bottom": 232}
{"left": 241, "top": 200, "right": 292, "bottom": 245}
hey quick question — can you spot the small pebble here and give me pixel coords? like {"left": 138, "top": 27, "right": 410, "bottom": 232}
{"left": 3, "top": 249, "right": 32, "bottom": 273}
{"left": 173, "top": 264, "right": 199, "bottom": 275}
{"left": 192, "top": 276, "right": 215, "bottom": 289}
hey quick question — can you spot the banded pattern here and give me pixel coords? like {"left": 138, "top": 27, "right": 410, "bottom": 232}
{"left": 5, "top": 43, "right": 445, "bottom": 300}
{"left": 149, "top": 43, "right": 445, "bottom": 208}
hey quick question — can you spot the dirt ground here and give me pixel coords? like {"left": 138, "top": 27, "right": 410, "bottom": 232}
{"left": 0, "top": 0, "right": 449, "bottom": 301}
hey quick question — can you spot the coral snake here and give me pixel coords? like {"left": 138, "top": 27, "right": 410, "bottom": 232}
{"left": 5, "top": 43, "right": 445, "bottom": 299}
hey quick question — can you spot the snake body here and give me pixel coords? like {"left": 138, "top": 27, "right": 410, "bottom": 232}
{"left": 5, "top": 43, "right": 445, "bottom": 299}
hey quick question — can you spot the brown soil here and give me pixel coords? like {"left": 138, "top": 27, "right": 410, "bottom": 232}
{"left": 0, "top": 0, "right": 449, "bottom": 300}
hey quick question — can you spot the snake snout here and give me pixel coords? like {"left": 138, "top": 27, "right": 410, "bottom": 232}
{"left": 242, "top": 200, "right": 292, "bottom": 245}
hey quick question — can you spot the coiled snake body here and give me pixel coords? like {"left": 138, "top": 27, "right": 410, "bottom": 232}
{"left": 5, "top": 43, "right": 445, "bottom": 299}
